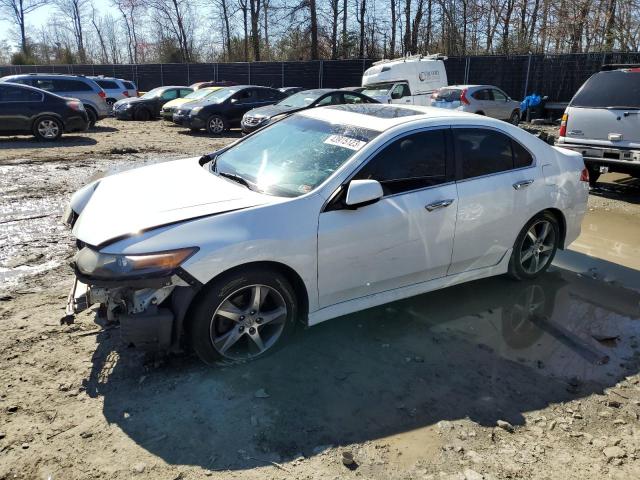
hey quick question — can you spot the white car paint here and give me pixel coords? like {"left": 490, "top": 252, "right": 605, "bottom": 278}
{"left": 65, "top": 104, "right": 588, "bottom": 344}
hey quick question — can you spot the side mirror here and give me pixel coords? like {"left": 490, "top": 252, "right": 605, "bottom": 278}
{"left": 345, "top": 179, "right": 383, "bottom": 208}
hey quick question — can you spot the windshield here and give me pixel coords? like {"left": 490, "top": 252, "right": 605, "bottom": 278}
{"left": 213, "top": 115, "right": 380, "bottom": 197}
{"left": 433, "top": 88, "right": 462, "bottom": 102}
{"left": 571, "top": 71, "right": 640, "bottom": 109}
{"left": 141, "top": 87, "right": 165, "bottom": 99}
{"left": 361, "top": 83, "right": 395, "bottom": 97}
{"left": 184, "top": 89, "right": 219, "bottom": 100}
{"left": 202, "top": 88, "right": 237, "bottom": 104}
{"left": 278, "top": 91, "right": 322, "bottom": 108}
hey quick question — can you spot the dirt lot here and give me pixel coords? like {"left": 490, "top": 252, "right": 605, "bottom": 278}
{"left": 1, "top": 119, "right": 640, "bottom": 480}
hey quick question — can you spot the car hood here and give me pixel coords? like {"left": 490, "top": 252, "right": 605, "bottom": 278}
{"left": 72, "top": 157, "right": 272, "bottom": 247}
{"left": 247, "top": 104, "right": 302, "bottom": 118}
{"left": 114, "top": 97, "right": 149, "bottom": 108}
{"left": 163, "top": 97, "right": 193, "bottom": 109}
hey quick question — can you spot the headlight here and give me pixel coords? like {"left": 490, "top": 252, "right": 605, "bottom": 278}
{"left": 190, "top": 106, "right": 203, "bottom": 115}
{"left": 74, "top": 247, "right": 198, "bottom": 279}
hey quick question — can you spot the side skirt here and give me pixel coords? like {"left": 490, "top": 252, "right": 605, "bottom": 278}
{"left": 307, "top": 249, "right": 512, "bottom": 326}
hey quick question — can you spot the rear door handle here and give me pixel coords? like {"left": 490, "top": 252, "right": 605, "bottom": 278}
{"left": 513, "top": 179, "right": 534, "bottom": 190}
{"left": 425, "top": 199, "right": 454, "bottom": 211}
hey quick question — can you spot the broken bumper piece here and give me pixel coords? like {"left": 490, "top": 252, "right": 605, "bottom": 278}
{"left": 65, "top": 276, "right": 181, "bottom": 350}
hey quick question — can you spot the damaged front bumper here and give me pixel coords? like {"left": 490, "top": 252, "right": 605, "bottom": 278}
{"left": 66, "top": 272, "right": 199, "bottom": 351}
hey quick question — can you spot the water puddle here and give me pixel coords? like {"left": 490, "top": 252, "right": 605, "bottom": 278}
{"left": 0, "top": 156, "right": 176, "bottom": 292}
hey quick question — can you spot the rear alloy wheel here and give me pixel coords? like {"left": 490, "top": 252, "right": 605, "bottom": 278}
{"left": 189, "top": 267, "right": 297, "bottom": 364}
{"left": 508, "top": 213, "right": 559, "bottom": 280}
{"left": 33, "top": 117, "right": 63, "bottom": 141}
{"left": 509, "top": 110, "right": 520, "bottom": 125}
{"left": 206, "top": 115, "right": 227, "bottom": 135}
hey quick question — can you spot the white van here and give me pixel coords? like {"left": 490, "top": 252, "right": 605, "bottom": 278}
{"left": 361, "top": 54, "right": 448, "bottom": 106}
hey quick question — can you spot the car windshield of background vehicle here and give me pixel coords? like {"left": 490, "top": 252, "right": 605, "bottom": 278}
{"left": 213, "top": 116, "right": 380, "bottom": 197}
{"left": 184, "top": 89, "right": 217, "bottom": 100}
{"left": 278, "top": 91, "right": 322, "bottom": 107}
{"left": 361, "top": 83, "right": 395, "bottom": 97}
{"left": 140, "top": 87, "right": 165, "bottom": 99}
{"left": 433, "top": 88, "right": 462, "bottom": 102}
{"left": 204, "top": 88, "right": 238, "bottom": 104}
{"left": 571, "top": 71, "right": 640, "bottom": 109}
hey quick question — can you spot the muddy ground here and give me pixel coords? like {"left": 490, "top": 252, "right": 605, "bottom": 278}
{"left": 1, "top": 119, "right": 640, "bottom": 480}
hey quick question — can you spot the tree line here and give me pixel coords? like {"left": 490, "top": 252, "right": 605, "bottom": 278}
{"left": 0, "top": 0, "right": 639, "bottom": 65}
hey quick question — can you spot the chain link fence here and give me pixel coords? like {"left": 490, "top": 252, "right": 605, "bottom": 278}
{"left": 2, "top": 53, "right": 639, "bottom": 101}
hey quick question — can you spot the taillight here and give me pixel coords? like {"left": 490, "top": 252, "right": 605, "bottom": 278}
{"left": 123, "top": 91, "right": 130, "bottom": 97}
{"left": 580, "top": 167, "right": 589, "bottom": 183}
{"left": 559, "top": 113, "right": 568, "bottom": 137}
{"left": 98, "top": 90, "right": 106, "bottom": 99}
{"left": 66, "top": 100, "right": 84, "bottom": 111}
{"left": 460, "top": 88, "right": 470, "bottom": 105}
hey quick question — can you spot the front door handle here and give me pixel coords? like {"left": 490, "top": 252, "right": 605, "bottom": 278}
{"left": 425, "top": 199, "right": 454, "bottom": 211}
{"left": 513, "top": 179, "right": 534, "bottom": 190}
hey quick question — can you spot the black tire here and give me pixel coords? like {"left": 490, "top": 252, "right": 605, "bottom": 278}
{"left": 33, "top": 116, "right": 63, "bottom": 141}
{"left": 509, "top": 110, "right": 520, "bottom": 125}
{"left": 106, "top": 98, "right": 116, "bottom": 106}
{"left": 508, "top": 212, "right": 560, "bottom": 281}
{"left": 86, "top": 107, "right": 97, "bottom": 128}
{"left": 206, "top": 114, "right": 228, "bottom": 135}
{"left": 189, "top": 267, "right": 298, "bottom": 365}
{"left": 588, "top": 167, "right": 601, "bottom": 186}
{"left": 134, "top": 108, "right": 151, "bottom": 121}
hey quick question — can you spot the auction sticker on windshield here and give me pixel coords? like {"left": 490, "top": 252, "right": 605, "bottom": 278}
{"left": 324, "top": 134, "right": 367, "bottom": 151}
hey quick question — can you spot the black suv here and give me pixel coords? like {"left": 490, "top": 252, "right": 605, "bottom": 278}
{"left": 172, "top": 86, "right": 287, "bottom": 134}
{"left": 0, "top": 82, "right": 89, "bottom": 141}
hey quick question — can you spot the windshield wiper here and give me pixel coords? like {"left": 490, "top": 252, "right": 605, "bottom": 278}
{"left": 218, "top": 171, "right": 253, "bottom": 190}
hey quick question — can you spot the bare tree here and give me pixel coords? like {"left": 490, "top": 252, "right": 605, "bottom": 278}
{"left": 0, "top": 0, "right": 49, "bottom": 54}
{"left": 54, "top": 0, "right": 89, "bottom": 62}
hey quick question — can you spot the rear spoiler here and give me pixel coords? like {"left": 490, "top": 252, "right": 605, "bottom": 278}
{"left": 601, "top": 63, "right": 640, "bottom": 71}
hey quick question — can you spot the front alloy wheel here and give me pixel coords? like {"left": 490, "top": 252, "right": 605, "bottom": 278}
{"left": 206, "top": 115, "right": 226, "bottom": 135}
{"left": 508, "top": 213, "right": 559, "bottom": 280}
{"left": 190, "top": 267, "right": 297, "bottom": 364}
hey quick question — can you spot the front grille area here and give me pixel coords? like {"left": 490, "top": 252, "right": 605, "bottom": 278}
{"left": 243, "top": 116, "right": 264, "bottom": 126}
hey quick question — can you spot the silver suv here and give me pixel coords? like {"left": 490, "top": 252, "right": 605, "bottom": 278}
{"left": 556, "top": 66, "right": 640, "bottom": 185}
{"left": 430, "top": 84, "right": 521, "bottom": 124}
{"left": 89, "top": 76, "right": 138, "bottom": 105}
{"left": 0, "top": 73, "right": 110, "bottom": 126}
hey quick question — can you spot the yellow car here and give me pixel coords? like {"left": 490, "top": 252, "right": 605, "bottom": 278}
{"left": 160, "top": 87, "right": 222, "bottom": 120}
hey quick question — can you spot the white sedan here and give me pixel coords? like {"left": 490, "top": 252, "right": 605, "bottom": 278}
{"left": 64, "top": 104, "right": 589, "bottom": 364}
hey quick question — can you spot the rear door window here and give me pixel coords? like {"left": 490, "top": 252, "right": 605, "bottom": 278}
{"left": 454, "top": 128, "right": 533, "bottom": 179}
{"left": 160, "top": 89, "right": 178, "bottom": 100}
{"left": 96, "top": 80, "right": 119, "bottom": 90}
{"left": 122, "top": 81, "right": 136, "bottom": 89}
{"left": 57, "top": 79, "right": 93, "bottom": 91}
{"left": 472, "top": 89, "right": 492, "bottom": 101}
{"left": 355, "top": 129, "right": 448, "bottom": 195}
{"left": 0, "top": 85, "right": 43, "bottom": 102}
{"left": 571, "top": 70, "right": 640, "bottom": 108}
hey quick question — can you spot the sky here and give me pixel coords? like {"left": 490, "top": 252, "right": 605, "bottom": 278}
{"left": 1, "top": 0, "right": 112, "bottom": 49}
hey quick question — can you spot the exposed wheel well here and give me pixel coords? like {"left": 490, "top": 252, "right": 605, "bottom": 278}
{"left": 540, "top": 208, "right": 567, "bottom": 249}
{"left": 475, "top": 111, "right": 485, "bottom": 115}
{"left": 180, "top": 261, "right": 310, "bottom": 343}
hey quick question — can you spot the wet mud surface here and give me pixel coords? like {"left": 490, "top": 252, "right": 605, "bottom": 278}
{"left": 1, "top": 125, "right": 640, "bottom": 479}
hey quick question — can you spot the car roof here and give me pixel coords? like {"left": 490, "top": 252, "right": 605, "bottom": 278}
{"left": 299, "top": 103, "right": 488, "bottom": 131}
